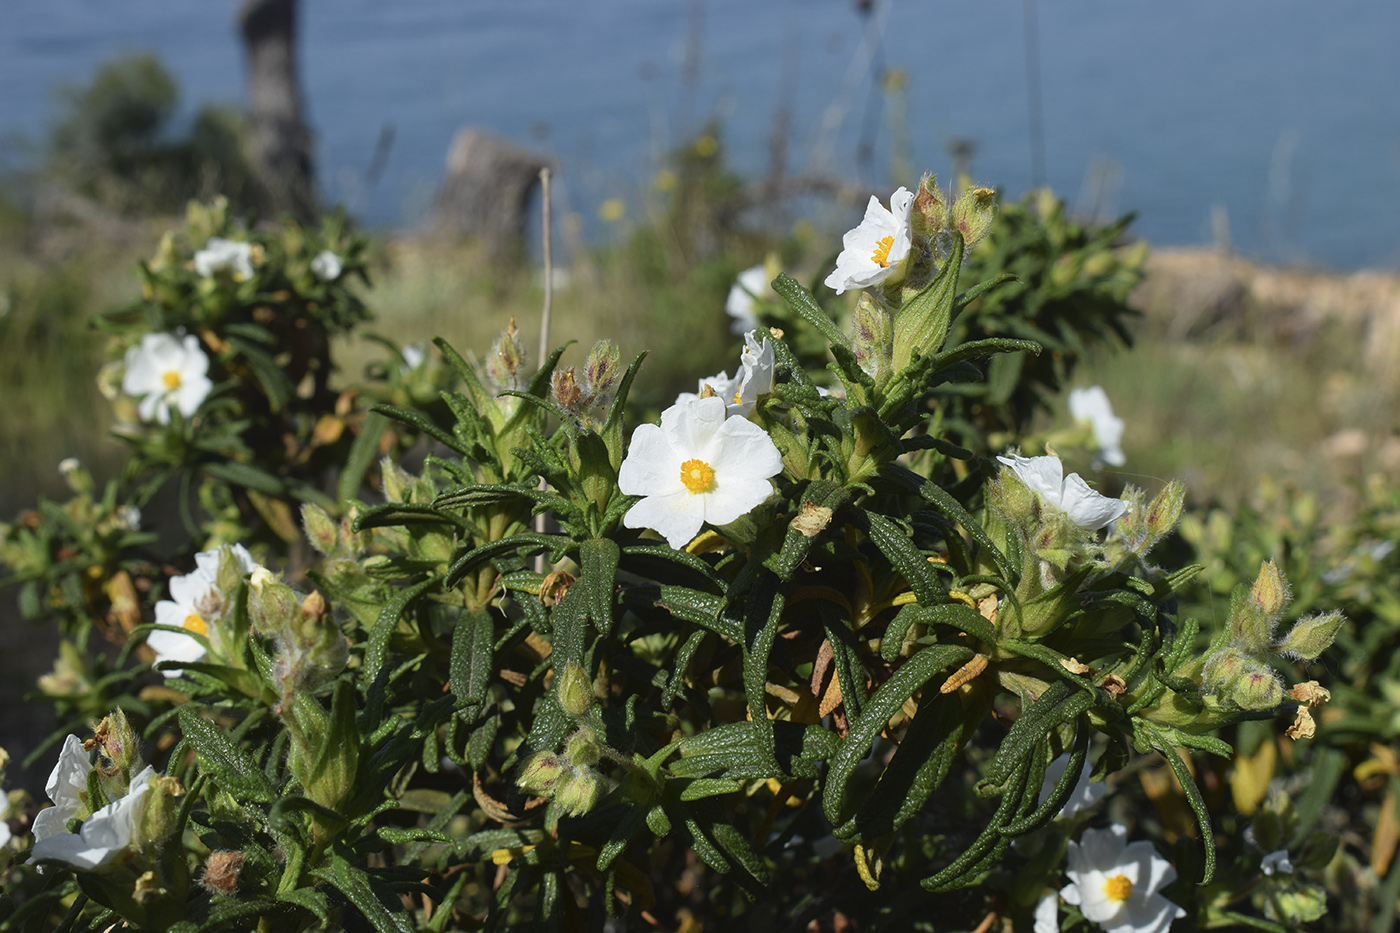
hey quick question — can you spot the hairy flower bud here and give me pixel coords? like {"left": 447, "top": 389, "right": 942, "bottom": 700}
{"left": 199, "top": 850, "right": 247, "bottom": 896}
{"left": 1228, "top": 561, "right": 1290, "bottom": 652}
{"left": 557, "top": 661, "right": 594, "bottom": 718}
{"left": 90, "top": 709, "right": 141, "bottom": 776}
{"left": 301, "top": 503, "right": 339, "bottom": 556}
{"left": 1230, "top": 664, "right": 1285, "bottom": 710}
{"left": 518, "top": 752, "right": 567, "bottom": 797}
{"left": 951, "top": 186, "right": 997, "bottom": 251}
{"left": 1202, "top": 647, "right": 1249, "bottom": 692}
{"left": 583, "top": 339, "right": 622, "bottom": 406}
{"left": 485, "top": 318, "right": 529, "bottom": 391}
{"left": 911, "top": 174, "right": 947, "bottom": 237}
{"left": 1144, "top": 480, "right": 1186, "bottom": 540}
{"left": 248, "top": 571, "right": 300, "bottom": 637}
{"left": 554, "top": 767, "right": 605, "bottom": 818}
{"left": 1274, "top": 611, "right": 1344, "bottom": 661}
{"left": 852, "top": 294, "right": 894, "bottom": 382}
{"left": 552, "top": 367, "right": 584, "bottom": 410}
{"left": 564, "top": 726, "right": 602, "bottom": 768}
{"left": 139, "top": 775, "right": 185, "bottom": 848}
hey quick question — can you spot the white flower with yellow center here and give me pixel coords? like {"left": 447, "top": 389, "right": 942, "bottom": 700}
{"left": 30, "top": 734, "right": 155, "bottom": 872}
{"left": 148, "top": 544, "right": 259, "bottom": 677}
{"left": 823, "top": 187, "right": 915, "bottom": 295}
{"left": 310, "top": 249, "right": 343, "bottom": 281}
{"left": 1061, "top": 824, "right": 1184, "bottom": 933}
{"left": 726, "top": 265, "right": 769, "bottom": 335}
{"left": 1069, "top": 386, "right": 1126, "bottom": 468}
{"left": 121, "top": 333, "right": 214, "bottom": 425}
{"left": 194, "top": 236, "right": 254, "bottom": 280}
{"left": 618, "top": 396, "right": 783, "bottom": 549}
{"left": 997, "top": 454, "right": 1127, "bottom": 531}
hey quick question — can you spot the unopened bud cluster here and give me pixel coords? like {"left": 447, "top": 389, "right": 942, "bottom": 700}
{"left": 1198, "top": 561, "right": 1344, "bottom": 710}
{"left": 551, "top": 340, "right": 622, "bottom": 427}
{"left": 516, "top": 661, "right": 611, "bottom": 818}
{"left": 485, "top": 318, "right": 529, "bottom": 393}
{"left": 248, "top": 569, "right": 348, "bottom": 706}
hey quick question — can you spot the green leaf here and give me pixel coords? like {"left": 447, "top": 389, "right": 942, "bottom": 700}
{"left": 771, "top": 272, "right": 848, "bottom": 350}
{"left": 450, "top": 608, "right": 495, "bottom": 711}
{"left": 823, "top": 643, "right": 973, "bottom": 833}
{"left": 277, "top": 888, "right": 331, "bottom": 926}
{"left": 362, "top": 577, "right": 436, "bottom": 685}
{"left": 338, "top": 411, "right": 389, "bottom": 504}
{"left": 444, "top": 533, "right": 568, "bottom": 588}
{"left": 579, "top": 538, "right": 619, "bottom": 635}
{"left": 1146, "top": 722, "right": 1217, "bottom": 884}
{"left": 319, "top": 855, "right": 417, "bottom": 933}
{"left": 203, "top": 459, "right": 287, "bottom": 497}
{"left": 178, "top": 707, "right": 277, "bottom": 803}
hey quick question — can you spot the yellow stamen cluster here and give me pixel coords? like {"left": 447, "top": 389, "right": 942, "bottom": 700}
{"left": 162, "top": 371, "right": 182, "bottom": 389}
{"left": 870, "top": 235, "right": 896, "bottom": 268}
{"left": 1103, "top": 874, "right": 1133, "bottom": 902}
{"left": 679, "top": 458, "right": 716, "bottom": 494}
{"left": 182, "top": 613, "right": 209, "bottom": 636}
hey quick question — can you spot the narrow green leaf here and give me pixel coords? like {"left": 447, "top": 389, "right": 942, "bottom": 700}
{"left": 363, "top": 577, "right": 436, "bottom": 685}
{"left": 891, "top": 231, "right": 964, "bottom": 371}
{"left": 319, "top": 856, "right": 417, "bottom": 933}
{"left": 203, "top": 460, "right": 287, "bottom": 497}
{"left": 579, "top": 538, "right": 619, "bottom": 635}
{"left": 771, "top": 272, "right": 848, "bottom": 349}
{"left": 450, "top": 608, "right": 494, "bottom": 711}
{"left": 338, "top": 411, "right": 389, "bottom": 504}
{"left": 178, "top": 707, "right": 277, "bottom": 802}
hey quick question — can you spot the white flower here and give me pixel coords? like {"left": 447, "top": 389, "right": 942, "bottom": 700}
{"left": 31, "top": 735, "right": 154, "bottom": 872}
{"left": 149, "top": 544, "right": 259, "bottom": 677}
{"left": 1035, "top": 891, "right": 1060, "bottom": 933}
{"left": 58, "top": 457, "right": 80, "bottom": 477}
{"left": 1069, "top": 386, "right": 1126, "bottom": 468}
{"left": 618, "top": 396, "right": 783, "bottom": 549}
{"left": 310, "top": 249, "right": 343, "bottom": 281}
{"left": 31, "top": 736, "right": 90, "bottom": 848}
{"left": 113, "top": 505, "right": 142, "bottom": 531}
{"left": 194, "top": 237, "right": 254, "bottom": 280}
{"left": 121, "top": 333, "right": 214, "bottom": 425}
{"left": 823, "top": 187, "right": 915, "bottom": 295}
{"left": 1061, "top": 824, "right": 1184, "bottom": 933}
{"left": 726, "top": 265, "right": 768, "bottom": 335}
{"left": 1038, "top": 753, "right": 1108, "bottom": 819}
{"left": 997, "top": 454, "right": 1128, "bottom": 531}
{"left": 676, "top": 332, "right": 775, "bottom": 417}
{"left": 1261, "top": 850, "right": 1293, "bottom": 876}
{"left": 401, "top": 343, "right": 427, "bottom": 372}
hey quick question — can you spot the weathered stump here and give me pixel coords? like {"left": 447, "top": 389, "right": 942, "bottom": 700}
{"left": 429, "top": 128, "right": 554, "bottom": 262}
{"left": 238, "top": 0, "right": 316, "bottom": 221}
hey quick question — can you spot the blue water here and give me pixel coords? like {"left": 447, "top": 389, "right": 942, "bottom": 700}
{"left": 3, "top": 1, "right": 1398, "bottom": 270}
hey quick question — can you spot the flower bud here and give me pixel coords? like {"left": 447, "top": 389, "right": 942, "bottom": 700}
{"left": 248, "top": 571, "right": 300, "bottom": 637}
{"left": 1230, "top": 664, "right": 1285, "bottom": 710}
{"left": 518, "top": 751, "right": 567, "bottom": 797}
{"left": 911, "top": 174, "right": 947, "bottom": 237}
{"left": 582, "top": 339, "right": 622, "bottom": 406}
{"left": 552, "top": 366, "right": 584, "bottom": 410}
{"left": 852, "top": 294, "right": 894, "bottom": 382}
{"left": 301, "top": 503, "right": 339, "bottom": 556}
{"left": 139, "top": 775, "right": 185, "bottom": 848}
{"left": 557, "top": 661, "right": 594, "bottom": 718}
{"left": 1202, "top": 647, "right": 1249, "bottom": 692}
{"left": 1228, "top": 561, "right": 1290, "bottom": 652}
{"left": 950, "top": 186, "right": 997, "bottom": 251}
{"left": 564, "top": 727, "right": 602, "bottom": 768}
{"left": 90, "top": 709, "right": 142, "bottom": 776}
{"left": 554, "top": 767, "right": 605, "bottom": 817}
{"left": 1274, "top": 611, "right": 1344, "bottom": 662}
{"left": 485, "top": 318, "right": 529, "bottom": 391}
{"left": 1143, "top": 480, "right": 1186, "bottom": 540}
{"left": 988, "top": 466, "right": 1038, "bottom": 528}
{"left": 380, "top": 456, "right": 413, "bottom": 504}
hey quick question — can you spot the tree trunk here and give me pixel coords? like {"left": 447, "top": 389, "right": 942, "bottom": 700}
{"left": 238, "top": 0, "right": 315, "bottom": 220}
{"left": 430, "top": 127, "right": 554, "bottom": 263}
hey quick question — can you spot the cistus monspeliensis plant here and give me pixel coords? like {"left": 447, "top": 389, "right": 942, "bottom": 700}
{"left": 0, "top": 178, "right": 1343, "bottom": 932}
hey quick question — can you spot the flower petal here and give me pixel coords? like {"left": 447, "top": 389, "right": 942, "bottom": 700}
{"left": 998, "top": 454, "right": 1065, "bottom": 507}
{"left": 617, "top": 424, "right": 683, "bottom": 498}
{"left": 624, "top": 490, "right": 706, "bottom": 549}
{"left": 1060, "top": 472, "right": 1128, "bottom": 530}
